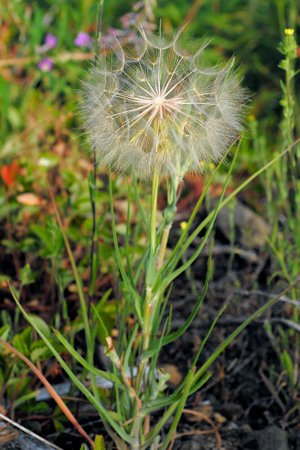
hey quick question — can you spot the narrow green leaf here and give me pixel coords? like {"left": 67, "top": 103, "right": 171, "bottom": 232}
{"left": 54, "top": 330, "right": 122, "bottom": 386}
{"left": 133, "top": 177, "right": 148, "bottom": 229}
{"left": 125, "top": 185, "right": 134, "bottom": 285}
{"left": 161, "top": 246, "right": 213, "bottom": 346}
{"left": 125, "top": 285, "right": 144, "bottom": 326}
{"left": 108, "top": 174, "right": 130, "bottom": 285}
{"left": 193, "top": 279, "right": 300, "bottom": 389}
{"left": 191, "top": 305, "right": 227, "bottom": 369}
{"left": 159, "top": 143, "right": 239, "bottom": 290}
{"left": 50, "top": 193, "right": 99, "bottom": 401}
{"left": 160, "top": 144, "right": 233, "bottom": 279}
{"left": 161, "top": 368, "right": 195, "bottom": 450}
{"left": 0, "top": 324, "right": 10, "bottom": 341}
{"left": 161, "top": 138, "right": 300, "bottom": 288}
{"left": 280, "top": 350, "right": 295, "bottom": 386}
{"left": 92, "top": 304, "right": 110, "bottom": 344}
{"left": 142, "top": 402, "right": 178, "bottom": 448}
{"left": 10, "top": 286, "right": 134, "bottom": 445}
{"left": 28, "top": 315, "right": 51, "bottom": 339}
{"left": 122, "top": 323, "right": 139, "bottom": 375}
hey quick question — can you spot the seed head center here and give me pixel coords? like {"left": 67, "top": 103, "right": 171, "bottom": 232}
{"left": 153, "top": 95, "right": 165, "bottom": 106}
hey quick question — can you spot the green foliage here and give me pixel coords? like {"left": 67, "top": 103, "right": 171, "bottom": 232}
{"left": 0, "top": 322, "right": 55, "bottom": 414}
{"left": 19, "top": 264, "right": 37, "bottom": 286}
{"left": 252, "top": 23, "right": 300, "bottom": 398}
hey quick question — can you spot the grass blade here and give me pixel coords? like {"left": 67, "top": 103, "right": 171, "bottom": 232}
{"left": 10, "top": 285, "right": 134, "bottom": 445}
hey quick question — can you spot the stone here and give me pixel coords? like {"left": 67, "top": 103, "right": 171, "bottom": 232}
{"left": 215, "top": 199, "right": 270, "bottom": 248}
{"left": 242, "top": 425, "right": 289, "bottom": 450}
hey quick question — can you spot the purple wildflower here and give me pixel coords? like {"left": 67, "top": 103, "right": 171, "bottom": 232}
{"left": 74, "top": 32, "right": 93, "bottom": 48}
{"left": 44, "top": 33, "right": 58, "bottom": 50}
{"left": 120, "top": 13, "right": 136, "bottom": 29}
{"left": 38, "top": 57, "right": 53, "bottom": 72}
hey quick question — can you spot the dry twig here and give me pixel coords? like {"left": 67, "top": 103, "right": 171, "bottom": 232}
{"left": 168, "top": 408, "right": 222, "bottom": 450}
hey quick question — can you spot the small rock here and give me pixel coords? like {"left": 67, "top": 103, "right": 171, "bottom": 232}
{"left": 160, "top": 364, "right": 183, "bottom": 387}
{"left": 242, "top": 425, "right": 289, "bottom": 450}
{"left": 239, "top": 424, "right": 252, "bottom": 433}
{"left": 220, "top": 402, "right": 243, "bottom": 420}
{"left": 215, "top": 199, "right": 270, "bottom": 248}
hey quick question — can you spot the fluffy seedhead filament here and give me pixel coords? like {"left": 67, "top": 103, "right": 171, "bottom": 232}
{"left": 82, "top": 26, "right": 246, "bottom": 179}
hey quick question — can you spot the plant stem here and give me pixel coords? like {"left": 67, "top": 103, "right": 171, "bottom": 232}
{"left": 95, "top": 0, "right": 105, "bottom": 61}
{"left": 88, "top": 0, "right": 105, "bottom": 312}
{"left": 144, "top": 169, "right": 160, "bottom": 348}
{"left": 88, "top": 165, "right": 97, "bottom": 314}
{"left": 162, "top": 368, "right": 195, "bottom": 450}
{"left": 134, "top": 170, "right": 160, "bottom": 446}
{"left": 156, "top": 224, "right": 171, "bottom": 271}
{"left": 150, "top": 170, "right": 159, "bottom": 258}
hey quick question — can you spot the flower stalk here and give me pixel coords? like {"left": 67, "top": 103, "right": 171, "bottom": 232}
{"left": 81, "top": 27, "right": 245, "bottom": 446}
{"left": 80, "top": 23, "right": 248, "bottom": 449}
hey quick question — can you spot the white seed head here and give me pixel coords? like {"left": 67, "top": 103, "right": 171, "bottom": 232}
{"left": 81, "top": 27, "right": 246, "bottom": 179}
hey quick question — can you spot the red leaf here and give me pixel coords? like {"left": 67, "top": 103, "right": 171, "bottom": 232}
{"left": 1, "top": 160, "right": 20, "bottom": 187}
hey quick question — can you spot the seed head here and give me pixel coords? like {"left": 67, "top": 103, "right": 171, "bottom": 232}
{"left": 81, "top": 27, "right": 246, "bottom": 179}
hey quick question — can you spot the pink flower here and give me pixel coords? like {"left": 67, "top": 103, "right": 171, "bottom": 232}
{"left": 37, "top": 57, "right": 53, "bottom": 72}
{"left": 44, "top": 33, "right": 58, "bottom": 50}
{"left": 74, "top": 32, "right": 92, "bottom": 48}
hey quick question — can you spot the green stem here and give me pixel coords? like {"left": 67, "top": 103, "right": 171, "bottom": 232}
{"left": 95, "top": 0, "right": 104, "bottom": 61}
{"left": 150, "top": 170, "right": 159, "bottom": 258}
{"left": 88, "top": 0, "right": 106, "bottom": 311}
{"left": 144, "top": 169, "right": 160, "bottom": 352}
{"left": 134, "top": 170, "right": 160, "bottom": 445}
{"left": 156, "top": 173, "right": 180, "bottom": 271}
{"left": 156, "top": 224, "right": 171, "bottom": 271}
{"left": 143, "top": 287, "right": 154, "bottom": 352}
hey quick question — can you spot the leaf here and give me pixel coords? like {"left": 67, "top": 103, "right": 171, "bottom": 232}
{"left": 31, "top": 219, "right": 63, "bottom": 259}
{"left": 94, "top": 435, "right": 106, "bottom": 450}
{"left": 16, "top": 193, "right": 42, "bottom": 206}
{"left": 10, "top": 286, "right": 133, "bottom": 444}
{"left": 280, "top": 350, "right": 295, "bottom": 386}
{"left": 27, "top": 315, "right": 51, "bottom": 339}
{"left": 20, "top": 264, "right": 37, "bottom": 286}
{"left": 14, "top": 390, "right": 40, "bottom": 408}
{"left": 162, "top": 368, "right": 195, "bottom": 450}
{"left": 1, "top": 160, "right": 20, "bottom": 187}
{"left": 192, "top": 280, "right": 300, "bottom": 393}
{"left": 161, "top": 246, "right": 213, "bottom": 346}
{"left": 54, "top": 330, "right": 123, "bottom": 387}
{"left": 30, "top": 346, "right": 51, "bottom": 362}
{"left": 0, "top": 324, "right": 10, "bottom": 341}
{"left": 12, "top": 327, "right": 32, "bottom": 355}
{"left": 92, "top": 304, "right": 110, "bottom": 345}
{"left": 30, "top": 224, "right": 52, "bottom": 248}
